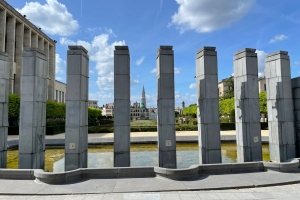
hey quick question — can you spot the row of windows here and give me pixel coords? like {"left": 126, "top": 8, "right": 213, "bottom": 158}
{"left": 54, "top": 90, "right": 65, "bottom": 103}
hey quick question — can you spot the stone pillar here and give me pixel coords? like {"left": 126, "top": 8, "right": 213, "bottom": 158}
{"left": 234, "top": 48, "right": 262, "bottom": 162}
{"left": 48, "top": 45, "right": 55, "bottom": 100}
{"left": 38, "top": 37, "right": 44, "bottom": 51}
{"left": 156, "top": 46, "right": 176, "bottom": 168}
{"left": 65, "top": 46, "right": 89, "bottom": 171}
{"left": 31, "top": 33, "right": 38, "bottom": 48}
{"left": 0, "top": 52, "right": 9, "bottom": 168}
{"left": 19, "top": 48, "right": 47, "bottom": 169}
{"left": 23, "top": 28, "right": 31, "bottom": 48}
{"left": 14, "top": 22, "right": 24, "bottom": 95}
{"left": 114, "top": 46, "right": 130, "bottom": 167}
{"left": 196, "top": 47, "right": 221, "bottom": 164}
{"left": 6, "top": 16, "right": 15, "bottom": 93}
{"left": 265, "top": 51, "right": 295, "bottom": 162}
{"left": 0, "top": 9, "right": 6, "bottom": 52}
{"left": 292, "top": 77, "right": 300, "bottom": 157}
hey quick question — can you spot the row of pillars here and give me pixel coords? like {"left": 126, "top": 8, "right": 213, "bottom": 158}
{"left": 0, "top": 45, "right": 298, "bottom": 170}
{"left": 0, "top": 8, "right": 55, "bottom": 99}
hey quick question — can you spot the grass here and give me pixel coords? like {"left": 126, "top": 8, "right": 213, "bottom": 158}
{"left": 130, "top": 120, "right": 157, "bottom": 127}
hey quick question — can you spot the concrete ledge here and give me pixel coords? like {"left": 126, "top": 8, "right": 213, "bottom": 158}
{"left": 0, "top": 169, "right": 35, "bottom": 180}
{"left": 154, "top": 165, "right": 199, "bottom": 180}
{"left": 3, "top": 159, "right": 300, "bottom": 184}
{"left": 200, "top": 162, "right": 264, "bottom": 174}
{"left": 264, "top": 158, "right": 300, "bottom": 172}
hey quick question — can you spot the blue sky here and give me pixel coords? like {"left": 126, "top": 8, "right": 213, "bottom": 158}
{"left": 7, "top": 0, "right": 300, "bottom": 108}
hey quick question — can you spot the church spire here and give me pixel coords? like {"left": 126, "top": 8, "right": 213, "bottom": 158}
{"left": 141, "top": 85, "right": 146, "bottom": 108}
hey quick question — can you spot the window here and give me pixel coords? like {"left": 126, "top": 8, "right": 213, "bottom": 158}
{"left": 59, "top": 91, "right": 61, "bottom": 103}
{"left": 264, "top": 84, "right": 266, "bottom": 91}
{"left": 62, "top": 92, "right": 65, "bottom": 103}
{"left": 56, "top": 90, "right": 58, "bottom": 101}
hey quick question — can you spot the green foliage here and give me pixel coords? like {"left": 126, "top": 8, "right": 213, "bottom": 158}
{"left": 88, "top": 107, "right": 102, "bottom": 125}
{"left": 130, "top": 120, "right": 157, "bottom": 127}
{"left": 183, "top": 104, "right": 197, "bottom": 117}
{"left": 219, "top": 97, "right": 235, "bottom": 116}
{"left": 8, "top": 94, "right": 20, "bottom": 118}
{"left": 259, "top": 91, "right": 267, "bottom": 114}
{"left": 46, "top": 100, "right": 66, "bottom": 119}
{"left": 222, "top": 76, "right": 234, "bottom": 99}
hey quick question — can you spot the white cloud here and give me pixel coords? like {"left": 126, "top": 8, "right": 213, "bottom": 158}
{"left": 55, "top": 54, "right": 65, "bottom": 74}
{"left": 256, "top": 50, "right": 268, "bottom": 77}
{"left": 17, "top": 0, "right": 79, "bottom": 36}
{"left": 151, "top": 68, "right": 156, "bottom": 73}
{"left": 135, "top": 56, "right": 145, "bottom": 66}
{"left": 295, "top": 62, "right": 300, "bottom": 66}
{"left": 60, "top": 32, "right": 125, "bottom": 91}
{"left": 56, "top": 77, "right": 62, "bottom": 81}
{"left": 189, "top": 83, "right": 196, "bottom": 89}
{"left": 89, "top": 70, "right": 94, "bottom": 74}
{"left": 131, "top": 79, "right": 140, "bottom": 86}
{"left": 269, "top": 35, "right": 288, "bottom": 43}
{"left": 169, "top": 0, "right": 255, "bottom": 33}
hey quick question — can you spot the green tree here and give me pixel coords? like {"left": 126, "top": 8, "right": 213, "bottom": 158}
{"left": 183, "top": 104, "right": 197, "bottom": 117}
{"left": 222, "top": 76, "right": 234, "bottom": 99}
{"left": 8, "top": 94, "right": 20, "bottom": 119}
{"left": 219, "top": 97, "right": 234, "bottom": 116}
{"left": 259, "top": 91, "right": 267, "bottom": 114}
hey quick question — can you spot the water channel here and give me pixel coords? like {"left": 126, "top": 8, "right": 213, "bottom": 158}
{"left": 7, "top": 143, "right": 270, "bottom": 172}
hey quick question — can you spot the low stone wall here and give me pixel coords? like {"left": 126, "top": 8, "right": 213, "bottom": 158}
{"left": 1, "top": 159, "right": 299, "bottom": 184}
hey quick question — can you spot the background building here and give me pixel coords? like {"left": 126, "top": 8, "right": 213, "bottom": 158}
{"left": 54, "top": 80, "right": 66, "bottom": 103}
{"left": 0, "top": 0, "right": 56, "bottom": 100}
{"left": 88, "top": 100, "right": 99, "bottom": 108}
{"left": 218, "top": 76, "right": 266, "bottom": 97}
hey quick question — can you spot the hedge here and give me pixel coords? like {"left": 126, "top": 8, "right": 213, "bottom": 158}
{"left": 8, "top": 126, "right": 66, "bottom": 135}
{"left": 46, "top": 126, "right": 65, "bottom": 135}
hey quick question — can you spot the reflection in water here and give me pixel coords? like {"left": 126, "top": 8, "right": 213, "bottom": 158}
{"left": 7, "top": 143, "right": 270, "bottom": 172}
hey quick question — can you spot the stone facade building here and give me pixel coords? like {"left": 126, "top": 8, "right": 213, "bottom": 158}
{"left": 54, "top": 80, "right": 66, "bottom": 103}
{"left": 0, "top": 0, "right": 56, "bottom": 100}
{"left": 88, "top": 100, "right": 99, "bottom": 108}
{"left": 218, "top": 76, "right": 266, "bottom": 97}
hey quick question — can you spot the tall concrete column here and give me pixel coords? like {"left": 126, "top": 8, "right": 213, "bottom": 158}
{"left": 19, "top": 48, "right": 48, "bottom": 169}
{"left": 48, "top": 45, "right": 55, "bottom": 100}
{"left": 114, "top": 46, "right": 130, "bottom": 167}
{"left": 0, "top": 52, "right": 9, "bottom": 168}
{"left": 292, "top": 77, "right": 300, "bottom": 157}
{"left": 38, "top": 37, "right": 44, "bottom": 51}
{"left": 65, "top": 46, "right": 89, "bottom": 171}
{"left": 0, "top": 9, "right": 6, "bottom": 52}
{"left": 265, "top": 51, "right": 295, "bottom": 162}
{"left": 196, "top": 47, "right": 221, "bottom": 164}
{"left": 6, "top": 16, "right": 15, "bottom": 93}
{"left": 234, "top": 48, "right": 262, "bottom": 162}
{"left": 156, "top": 46, "right": 176, "bottom": 168}
{"left": 14, "top": 22, "right": 24, "bottom": 95}
{"left": 31, "top": 33, "right": 38, "bottom": 48}
{"left": 23, "top": 28, "right": 31, "bottom": 48}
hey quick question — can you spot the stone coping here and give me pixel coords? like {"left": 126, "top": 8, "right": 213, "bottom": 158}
{"left": 6, "top": 135, "right": 270, "bottom": 150}
{"left": 1, "top": 158, "right": 299, "bottom": 184}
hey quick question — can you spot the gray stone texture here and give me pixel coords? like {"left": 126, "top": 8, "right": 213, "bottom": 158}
{"left": 265, "top": 51, "right": 295, "bottom": 162}
{"left": 19, "top": 48, "right": 47, "bottom": 169}
{"left": 156, "top": 46, "right": 176, "bottom": 168}
{"left": 291, "top": 77, "right": 300, "bottom": 157}
{"left": 234, "top": 48, "right": 262, "bottom": 162}
{"left": 195, "top": 47, "right": 221, "bottom": 164}
{"left": 65, "top": 46, "right": 89, "bottom": 171}
{"left": 0, "top": 52, "right": 9, "bottom": 168}
{"left": 114, "top": 46, "right": 130, "bottom": 167}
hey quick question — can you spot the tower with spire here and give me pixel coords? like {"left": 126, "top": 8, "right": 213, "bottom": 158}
{"left": 141, "top": 85, "right": 146, "bottom": 108}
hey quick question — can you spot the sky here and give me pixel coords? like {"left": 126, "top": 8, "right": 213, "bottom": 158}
{"left": 6, "top": 0, "right": 300, "bottom": 108}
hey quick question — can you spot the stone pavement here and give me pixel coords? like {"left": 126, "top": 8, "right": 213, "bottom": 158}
{"left": 0, "top": 179, "right": 300, "bottom": 199}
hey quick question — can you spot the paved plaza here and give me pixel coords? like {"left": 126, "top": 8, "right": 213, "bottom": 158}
{"left": 0, "top": 180, "right": 300, "bottom": 199}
